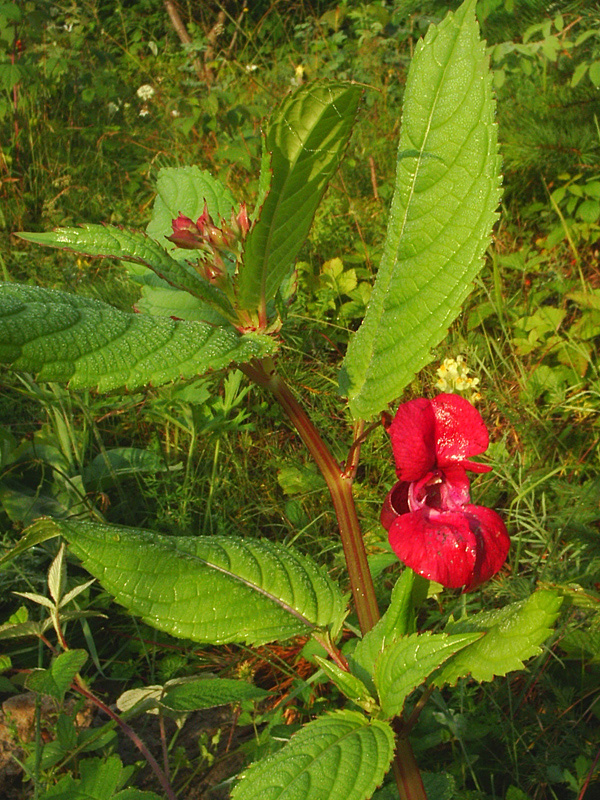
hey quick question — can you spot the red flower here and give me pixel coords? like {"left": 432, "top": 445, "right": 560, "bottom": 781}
{"left": 381, "top": 394, "right": 509, "bottom": 592}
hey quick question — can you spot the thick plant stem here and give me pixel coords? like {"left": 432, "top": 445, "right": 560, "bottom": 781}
{"left": 240, "top": 357, "right": 379, "bottom": 633}
{"left": 240, "top": 356, "right": 428, "bottom": 800}
{"left": 393, "top": 738, "right": 429, "bottom": 800}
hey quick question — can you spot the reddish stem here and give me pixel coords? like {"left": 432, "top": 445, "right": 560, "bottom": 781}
{"left": 240, "top": 356, "right": 428, "bottom": 800}
{"left": 73, "top": 678, "right": 177, "bottom": 800}
{"left": 240, "top": 357, "right": 379, "bottom": 633}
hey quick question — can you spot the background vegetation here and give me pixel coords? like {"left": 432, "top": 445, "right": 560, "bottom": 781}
{"left": 1, "top": 0, "right": 600, "bottom": 798}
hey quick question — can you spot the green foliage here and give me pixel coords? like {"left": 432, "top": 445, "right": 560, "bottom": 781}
{"left": 231, "top": 710, "right": 396, "bottom": 800}
{"left": 26, "top": 649, "right": 87, "bottom": 702}
{"left": 350, "top": 568, "right": 420, "bottom": 692}
{"left": 0, "top": 1, "right": 594, "bottom": 798}
{"left": 237, "top": 83, "right": 362, "bottom": 313}
{"left": 19, "top": 225, "right": 236, "bottom": 319}
{"left": 374, "top": 632, "right": 482, "bottom": 718}
{"left": 0, "top": 283, "right": 275, "bottom": 391}
{"left": 35, "top": 517, "right": 347, "bottom": 646}
{"left": 38, "top": 755, "right": 161, "bottom": 800}
{"left": 435, "top": 590, "right": 564, "bottom": 685}
{"left": 160, "top": 677, "right": 269, "bottom": 711}
{"left": 341, "top": 0, "right": 501, "bottom": 419}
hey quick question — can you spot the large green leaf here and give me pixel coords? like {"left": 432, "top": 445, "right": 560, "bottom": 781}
{"left": 340, "top": 0, "right": 501, "bottom": 419}
{"left": 36, "top": 519, "right": 346, "bottom": 646}
{"left": 0, "top": 283, "right": 275, "bottom": 392}
{"left": 231, "top": 710, "right": 395, "bottom": 800}
{"left": 374, "top": 631, "right": 481, "bottom": 718}
{"left": 18, "top": 225, "right": 233, "bottom": 318}
{"left": 434, "top": 590, "right": 563, "bottom": 686}
{"left": 236, "top": 82, "right": 362, "bottom": 311}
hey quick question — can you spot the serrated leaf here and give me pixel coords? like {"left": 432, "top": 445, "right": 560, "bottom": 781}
{"left": 161, "top": 677, "right": 269, "bottom": 711}
{"left": 340, "top": 0, "right": 501, "bottom": 419}
{"left": 48, "top": 544, "right": 67, "bottom": 604}
{"left": 147, "top": 166, "right": 237, "bottom": 243}
{"left": 13, "top": 591, "right": 55, "bottom": 609}
{"left": 60, "top": 579, "right": 96, "bottom": 608}
{"left": 434, "top": 590, "right": 563, "bottom": 686}
{"left": 375, "top": 631, "right": 481, "bottom": 718}
{"left": 0, "top": 619, "right": 50, "bottom": 640}
{"left": 231, "top": 710, "right": 395, "bottom": 800}
{"left": 236, "top": 82, "right": 362, "bottom": 311}
{"left": 40, "top": 518, "right": 346, "bottom": 646}
{"left": 0, "top": 283, "right": 276, "bottom": 392}
{"left": 314, "top": 656, "right": 376, "bottom": 710}
{"left": 18, "top": 226, "right": 234, "bottom": 318}
{"left": 350, "top": 569, "right": 421, "bottom": 692}
{"left": 26, "top": 649, "right": 87, "bottom": 701}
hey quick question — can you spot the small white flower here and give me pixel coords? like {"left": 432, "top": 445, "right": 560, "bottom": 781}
{"left": 139, "top": 107, "right": 150, "bottom": 117}
{"left": 136, "top": 84, "right": 155, "bottom": 101}
{"left": 245, "top": 64, "right": 258, "bottom": 73}
{"left": 171, "top": 109, "right": 181, "bottom": 117}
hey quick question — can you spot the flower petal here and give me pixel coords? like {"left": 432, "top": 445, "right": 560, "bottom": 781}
{"left": 462, "top": 505, "right": 510, "bottom": 591}
{"left": 388, "top": 505, "right": 509, "bottom": 591}
{"left": 388, "top": 509, "right": 477, "bottom": 588}
{"left": 380, "top": 481, "right": 410, "bottom": 530}
{"left": 389, "top": 398, "right": 436, "bottom": 482}
{"left": 431, "top": 393, "right": 491, "bottom": 472}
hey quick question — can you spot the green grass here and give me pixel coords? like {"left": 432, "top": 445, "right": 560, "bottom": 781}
{"left": 1, "top": 1, "right": 599, "bottom": 798}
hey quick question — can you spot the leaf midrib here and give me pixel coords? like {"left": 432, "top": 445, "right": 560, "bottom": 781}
{"left": 361, "top": 18, "right": 467, "bottom": 382}
{"left": 255, "top": 88, "right": 347, "bottom": 307}
{"left": 80, "top": 533, "right": 320, "bottom": 631}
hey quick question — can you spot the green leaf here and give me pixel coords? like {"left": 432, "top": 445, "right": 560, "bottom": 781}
{"left": 147, "top": 165, "right": 237, "bottom": 243}
{"left": 18, "top": 226, "right": 233, "bottom": 318}
{"left": 375, "top": 631, "right": 481, "bottom": 718}
{"left": 41, "top": 518, "right": 347, "bottom": 646}
{"left": 350, "top": 569, "right": 422, "bottom": 691}
{"left": 0, "top": 283, "right": 276, "bottom": 392}
{"left": 129, "top": 276, "right": 226, "bottom": 325}
{"left": 231, "top": 710, "right": 395, "bottom": 800}
{"left": 136, "top": 166, "right": 239, "bottom": 323}
{"left": 0, "top": 517, "right": 61, "bottom": 568}
{"left": 313, "top": 656, "right": 376, "bottom": 710}
{"left": 161, "top": 677, "right": 269, "bottom": 711}
{"left": 26, "top": 649, "right": 87, "bottom": 701}
{"left": 589, "top": 60, "right": 600, "bottom": 88}
{"left": 39, "top": 754, "right": 161, "bottom": 800}
{"left": 236, "top": 82, "right": 362, "bottom": 311}
{"left": 48, "top": 544, "right": 67, "bottom": 604}
{"left": 82, "top": 448, "right": 168, "bottom": 492}
{"left": 340, "top": 0, "right": 501, "bottom": 419}
{"left": 434, "top": 590, "right": 563, "bottom": 686}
